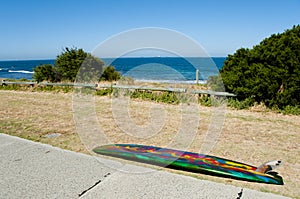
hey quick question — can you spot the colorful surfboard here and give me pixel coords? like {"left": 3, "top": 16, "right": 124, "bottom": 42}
{"left": 93, "top": 144, "right": 283, "bottom": 185}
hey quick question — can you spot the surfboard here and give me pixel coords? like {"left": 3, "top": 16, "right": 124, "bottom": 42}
{"left": 93, "top": 144, "right": 283, "bottom": 185}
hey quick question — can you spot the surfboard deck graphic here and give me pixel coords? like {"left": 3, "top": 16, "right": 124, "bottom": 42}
{"left": 93, "top": 144, "right": 283, "bottom": 185}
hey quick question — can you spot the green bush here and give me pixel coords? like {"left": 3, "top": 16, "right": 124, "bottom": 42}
{"left": 157, "top": 92, "right": 179, "bottom": 104}
{"left": 56, "top": 47, "right": 104, "bottom": 82}
{"left": 33, "top": 47, "right": 104, "bottom": 83}
{"left": 227, "top": 98, "right": 255, "bottom": 110}
{"left": 198, "top": 95, "right": 227, "bottom": 107}
{"left": 131, "top": 91, "right": 154, "bottom": 100}
{"left": 100, "top": 66, "right": 121, "bottom": 81}
{"left": 280, "top": 105, "right": 300, "bottom": 115}
{"left": 95, "top": 88, "right": 113, "bottom": 96}
{"left": 112, "top": 89, "right": 179, "bottom": 104}
{"left": 33, "top": 64, "right": 56, "bottom": 83}
{"left": 198, "top": 95, "right": 212, "bottom": 107}
{"left": 220, "top": 25, "right": 300, "bottom": 109}
{"left": 1, "top": 84, "right": 20, "bottom": 91}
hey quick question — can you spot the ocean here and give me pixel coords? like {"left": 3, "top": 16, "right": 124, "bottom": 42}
{"left": 0, "top": 57, "right": 226, "bottom": 83}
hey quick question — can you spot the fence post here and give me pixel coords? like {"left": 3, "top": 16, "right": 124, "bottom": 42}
{"left": 196, "top": 69, "right": 199, "bottom": 84}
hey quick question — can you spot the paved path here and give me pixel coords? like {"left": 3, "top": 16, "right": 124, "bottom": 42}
{"left": 0, "top": 134, "right": 290, "bottom": 199}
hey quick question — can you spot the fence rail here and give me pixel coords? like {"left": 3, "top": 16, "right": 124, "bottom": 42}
{"left": 1, "top": 80, "right": 236, "bottom": 97}
{"left": 1, "top": 80, "right": 97, "bottom": 87}
{"left": 99, "top": 85, "right": 187, "bottom": 93}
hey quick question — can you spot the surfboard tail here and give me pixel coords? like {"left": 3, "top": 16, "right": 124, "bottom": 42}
{"left": 256, "top": 160, "right": 282, "bottom": 174}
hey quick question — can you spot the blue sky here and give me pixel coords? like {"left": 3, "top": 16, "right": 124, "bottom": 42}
{"left": 0, "top": 0, "right": 299, "bottom": 60}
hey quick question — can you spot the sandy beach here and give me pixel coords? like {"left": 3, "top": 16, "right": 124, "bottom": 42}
{"left": 0, "top": 90, "right": 299, "bottom": 198}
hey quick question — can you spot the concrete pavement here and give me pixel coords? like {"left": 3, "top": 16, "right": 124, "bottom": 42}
{"left": 0, "top": 134, "right": 291, "bottom": 199}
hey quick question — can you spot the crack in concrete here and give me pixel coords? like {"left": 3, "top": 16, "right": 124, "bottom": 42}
{"left": 78, "top": 179, "right": 102, "bottom": 197}
{"left": 78, "top": 172, "right": 111, "bottom": 197}
{"left": 236, "top": 188, "right": 243, "bottom": 199}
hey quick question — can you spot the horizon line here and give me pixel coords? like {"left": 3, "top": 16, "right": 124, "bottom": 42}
{"left": 0, "top": 56, "right": 227, "bottom": 62}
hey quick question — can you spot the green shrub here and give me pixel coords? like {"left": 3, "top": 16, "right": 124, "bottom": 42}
{"left": 95, "top": 88, "right": 113, "bottom": 96}
{"left": 33, "top": 64, "right": 56, "bottom": 83}
{"left": 1, "top": 84, "right": 21, "bottom": 91}
{"left": 198, "top": 95, "right": 212, "bottom": 107}
{"left": 157, "top": 92, "right": 179, "bottom": 104}
{"left": 112, "top": 89, "right": 179, "bottom": 104}
{"left": 280, "top": 105, "right": 300, "bottom": 115}
{"left": 55, "top": 47, "right": 104, "bottom": 82}
{"left": 198, "top": 95, "right": 227, "bottom": 107}
{"left": 220, "top": 25, "right": 300, "bottom": 109}
{"left": 227, "top": 98, "right": 255, "bottom": 109}
{"left": 100, "top": 66, "right": 121, "bottom": 81}
{"left": 33, "top": 47, "right": 104, "bottom": 83}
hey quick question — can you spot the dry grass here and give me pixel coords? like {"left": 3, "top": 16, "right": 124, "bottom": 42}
{"left": 0, "top": 91, "right": 85, "bottom": 152}
{"left": 0, "top": 90, "right": 299, "bottom": 198}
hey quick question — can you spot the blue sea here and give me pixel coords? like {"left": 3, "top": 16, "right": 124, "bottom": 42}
{"left": 0, "top": 57, "right": 226, "bottom": 83}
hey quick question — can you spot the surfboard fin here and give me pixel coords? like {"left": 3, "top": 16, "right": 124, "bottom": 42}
{"left": 256, "top": 160, "right": 282, "bottom": 174}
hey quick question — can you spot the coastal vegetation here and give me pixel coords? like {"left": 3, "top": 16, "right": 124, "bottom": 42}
{"left": 33, "top": 47, "right": 120, "bottom": 83}
{"left": 218, "top": 25, "right": 300, "bottom": 112}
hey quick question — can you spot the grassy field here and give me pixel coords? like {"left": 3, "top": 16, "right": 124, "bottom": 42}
{"left": 0, "top": 90, "right": 299, "bottom": 198}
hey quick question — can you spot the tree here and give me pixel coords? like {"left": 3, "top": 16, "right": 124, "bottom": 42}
{"left": 33, "top": 64, "right": 56, "bottom": 83}
{"left": 33, "top": 47, "right": 105, "bottom": 83}
{"left": 100, "top": 66, "right": 121, "bottom": 81}
{"left": 220, "top": 25, "right": 300, "bottom": 109}
{"left": 55, "top": 47, "right": 104, "bottom": 82}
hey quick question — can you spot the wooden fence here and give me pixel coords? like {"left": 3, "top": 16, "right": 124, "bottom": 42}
{"left": 1, "top": 80, "right": 236, "bottom": 97}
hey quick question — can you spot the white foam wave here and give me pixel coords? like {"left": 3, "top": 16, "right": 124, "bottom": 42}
{"left": 8, "top": 70, "right": 34, "bottom": 74}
